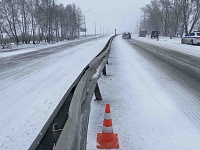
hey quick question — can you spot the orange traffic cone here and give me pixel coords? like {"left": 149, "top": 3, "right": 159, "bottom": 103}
{"left": 97, "top": 104, "right": 119, "bottom": 149}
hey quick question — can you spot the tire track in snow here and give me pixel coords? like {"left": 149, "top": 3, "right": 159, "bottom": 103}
{"left": 128, "top": 39, "right": 200, "bottom": 131}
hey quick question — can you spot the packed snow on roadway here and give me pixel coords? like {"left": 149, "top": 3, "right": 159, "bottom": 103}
{"left": 87, "top": 35, "right": 200, "bottom": 150}
{"left": 1, "top": 34, "right": 200, "bottom": 150}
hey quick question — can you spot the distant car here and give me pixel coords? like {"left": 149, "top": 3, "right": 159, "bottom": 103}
{"left": 122, "top": 32, "right": 131, "bottom": 39}
{"left": 139, "top": 29, "right": 147, "bottom": 37}
{"left": 181, "top": 32, "right": 200, "bottom": 45}
{"left": 151, "top": 31, "right": 159, "bottom": 39}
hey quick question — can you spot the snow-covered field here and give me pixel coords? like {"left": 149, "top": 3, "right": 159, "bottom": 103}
{"left": 87, "top": 35, "right": 200, "bottom": 150}
{"left": 0, "top": 35, "right": 112, "bottom": 150}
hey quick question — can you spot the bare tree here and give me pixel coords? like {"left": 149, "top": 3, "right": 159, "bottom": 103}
{"left": 140, "top": 1, "right": 163, "bottom": 34}
{"left": 0, "top": 0, "right": 21, "bottom": 44}
{"left": 140, "top": 0, "right": 200, "bottom": 37}
{"left": 0, "top": 0, "right": 84, "bottom": 46}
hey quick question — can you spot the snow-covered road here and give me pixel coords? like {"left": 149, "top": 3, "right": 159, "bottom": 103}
{"left": 1, "top": 34, "right": 200, "bottom": 150}
{"left": 0, "top": 35, "right": 112, "bottom": 150}
{"left": 87, "top": 35, "right": 200, "bottom": 150}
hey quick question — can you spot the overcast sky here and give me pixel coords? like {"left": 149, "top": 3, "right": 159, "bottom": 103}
{"left": 57, "top": 0, "right": 151, "bottom": 34}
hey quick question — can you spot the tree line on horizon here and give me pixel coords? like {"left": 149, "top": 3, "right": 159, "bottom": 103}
{"left": 0, "top": 0, "right": 83, "bottom": 48}
{"left": 140, "top": 0, "right": 200, "bottom": 38}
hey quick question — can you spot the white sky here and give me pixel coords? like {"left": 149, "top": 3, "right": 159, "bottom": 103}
{"left": 57, "top": 0, "right": 151, "bottom": 34}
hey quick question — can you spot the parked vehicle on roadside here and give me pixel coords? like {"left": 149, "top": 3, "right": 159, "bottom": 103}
{"left": 151, "top": 31, "right": 159, "bottom": 39}
{"left": 139, "top": 29, "right": 147, "bottom": 37}
{"left": 181, "top": 32, "right": 200, "bottom": 45}
{"left": 122, "top": 32, "right": 131, "bottom": 39}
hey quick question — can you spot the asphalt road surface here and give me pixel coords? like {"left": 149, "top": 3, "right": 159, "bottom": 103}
{"left": 127, "top": 38, "right": 200, "bottom": 130}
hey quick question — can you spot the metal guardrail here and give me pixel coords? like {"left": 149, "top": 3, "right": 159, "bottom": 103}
{"left": 29, "top": 35, "right": 116, "bottom": 150}
{"left": 54, "top": 35, "right": 116, "bottom": 150}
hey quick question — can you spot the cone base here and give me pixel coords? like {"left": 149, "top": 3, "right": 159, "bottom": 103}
{"left": 97, "top": 133, "right": 119, "bottom": 149}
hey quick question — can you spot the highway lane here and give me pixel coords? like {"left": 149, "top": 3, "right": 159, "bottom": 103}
{"left": 0, "top": 35, "right": 112, "bottom": 150}
{"left": 87, "top": 36, "right": 200, "bottom": 150}
{"left": 127, "top": 38, "right": 200, "bottom": 130}
{"left": 128, "top": 39, "right": 200, "bottom": 95}
{"left": 0, "top": 36, "right": 105, "bottom": 90}
{"left": 0, "top": 36, "right": 104, "bottom": 72}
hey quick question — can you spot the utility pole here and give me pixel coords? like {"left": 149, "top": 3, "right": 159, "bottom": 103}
{"left": 94, "top": 18, "right": 98, "bottom": 36}
{"left": 84, "top": 15, "right": 86, "bottom": 38}
{"left": 94, "top": 21, "right": 96, "bottom": 36}
{"left": 84, "top": 10, "right": 90, "bottom": 38}
{"left": 144, "top": 11, "right": 146, "bottom": 29}
{"left": 100, "top": 23, "right": 101, "bottom": 35}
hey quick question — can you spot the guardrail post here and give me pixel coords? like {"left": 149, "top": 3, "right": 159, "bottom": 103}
{"left": 95, "top": 82, "right": 102, "bottom": 100}
{"left": 52, "top": 123, "right": 62, "bottom": 145}
{"left": 103, "top": 65, "right": 106, "bottom": 75}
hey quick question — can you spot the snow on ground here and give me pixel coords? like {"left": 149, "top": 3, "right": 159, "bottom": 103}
{"left": 87, "top": 36, "right": 200, "bottom": 150}
{"left": 1, "top": 33, "right": 200, "bottom": 150}
{"left": 0, "top": 35, "right": 112, "bottom": 150}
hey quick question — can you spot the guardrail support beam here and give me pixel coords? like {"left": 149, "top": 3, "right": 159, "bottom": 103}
{"left": 95, "top": 83, "right": 102, "bottom": 100}
{"left": 103, "top": 65, "right": 106, "bottom": 76}
{"left": 52, "top": 123, "right": 63, "bottom": 145}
